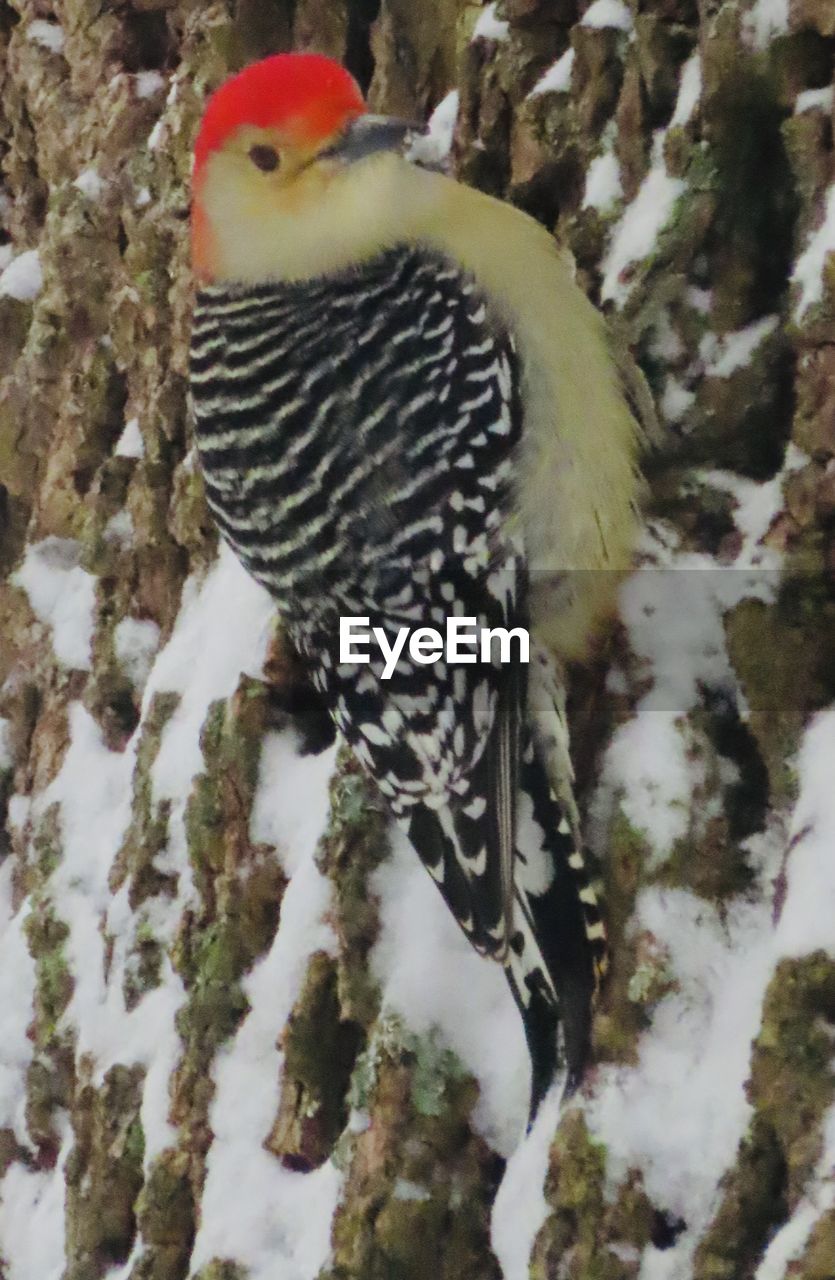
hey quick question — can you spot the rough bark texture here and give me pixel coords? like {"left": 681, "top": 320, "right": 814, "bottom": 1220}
{"left": 1, "top": 1, "right": 835, "bottom": 1278}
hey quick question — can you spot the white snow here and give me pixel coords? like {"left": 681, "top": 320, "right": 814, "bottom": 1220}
{"left": 191, "top": 729, "right": 341, "bottom": 1280}
{"left": 605, "top": 461, "right": 788, "bottom": 791}
{"left": 0, "top": 716, "right": 11, "bottom": 771}
{"left": 649, "top": 312, "right": 685, "bottom": 361}
{"left": 371, "top": 826, "right": 528, "bottom": 1155}
{"left": 0, "top": 1124, "right": 70, "bottom": 1280}
{"left": 135, "top": 71, "right": 166, "bottom": 99}
{"left": 148, "top": 77, "right": 179, "bottom": 149}
{"left": 795, "top": 85, "right": 834, "bottom": 115}
{"left": 660, "top": 377, "right": 695, "bottom": 423}
{"left": 250, "top": 730, "right": 337, "bottom": 874}
{"left": 492, "top": 1089, "right": 564, "bottom": 1280}
{"left": 601, "top": 54, "right": 700, "bottom": 305}
{"left": 0, "top": 545, "right": 293, "bottom": 1280}
{"left": 686, "top": 285, "right": 712, "bottom": 314}
{"left": 701, "top": 314, "right": 779, "bottom": 379}
{"left": 743, "top": 0, "right": 790, "bottom": 50}
{"left": 0, "top": 249, "right": 43, "bottom": 302}
{"left": 574, "top": 441, "right": 835, "bottom": 1280}
{"left": 755, "top": 1103, "right": 835, "bottom": 1279}
{"left": 792, "top": 185, "right": 835, "bottom": 320}
{"left": 115, "top": 417, "right": 144, "bottom": 458}
{"left": 583, "top": 150, "right": 623, "bottom": 213}
{"left": 670, "top": 53, "right": 702, "bottom": 127}
{"left": 580, "top": 0, "right": 632, "bottom": 31}
{"left": 73, "top": 168, "right": 105, "bottom": 200}
{"left": 777, "top": 707, "right": 835, "bottom": 957}
{"left": 0, "top": 545, "right": 305, "bottom": 1277}
{"left": 587, "top": 880, "right": 780, "bottom": 1256}
{"left": 37, "top": 703, "right": 182, "bottom": 1123}
{"left": 406, "top": 91, "right": 459, "bottom": 168}
{"left": 27, "top": 20, "right": 65, "bottom": 53}
{"left": 147, "top": 546, "right": 275, "bottom": 865}
{"left": 593, "top": 711, "right": 697, "bottom": 863}
{"left": 601, "top": 136, "right": 685, "bottom": 305}
{"left": 528, "top": 48, "right": 575, "bottom": 98}
{"left": 0, "top": 862, "right": 37, "bottom": 1144}
{"left": 394, "top": 1179, "right": 431, "bottom": 1202}
{"left": 147, "top": 121, "right": 165, "bottom": 151}
{"left": 472, "top": 4, "right": 510, "bottom": 42}
{"left": 114, "top": 617, "right": 160, "bottom": 687}
{"left": 585, "top": 698, "right": 835, "bottom": 1280}
{"left": 104, "top": 511, "right": 135, "bottom": 548}
{"left": 135, "top": 187, "right": 152, "bottom": 209}
{"left": 12, "top": 538, "right": 96, "bottom": 670}
{"left": 6, "top": 794, "right": 30, "bottom": 835}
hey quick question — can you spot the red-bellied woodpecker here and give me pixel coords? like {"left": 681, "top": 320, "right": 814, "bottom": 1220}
{"left": 189, "top": 52, "right": 644, "bottom": 1117}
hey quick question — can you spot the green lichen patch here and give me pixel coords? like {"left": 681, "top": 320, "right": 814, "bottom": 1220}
{"left": 693, "top": 1114, "right": 788, "bottom": 1280}
{"left": 28, "top": 799, "right": 63, "bottom": 884}
{"left": 65, "top": 1062, "right": 146, "bottom": 1280}
{"left": 24, "top": 808, "right": 73, "bottom": 1057}
{"left": 168, "top": 675, "right": 293, "bottom": 1191}
{"left": 594, "top": 810, "right": 654, "bottom": 1063}
{"left": 316, "top": 750, "right": 391, "bottom": 1028}
{"left": 695, "top": 328, "right": 793, "bottom": 480}
{"left": 655, "top": 720, "right": 758, "bottom": 905}
{"left": 661, "top": 811, "right": 746, "bottom": 903}
{"left": 24, "top": 1049, "right": 74, "bottom": 1163}
{"left": 83, "top": 662, "right": 141, "bottom": 754}
{"left": 174, "top": 676, "right": 287, "bottom": 1010}
{"left": 325, "top": 1020, "right": 499, "bottom": 1280}
{"left": 795, "top": 1207, "right": 835, "bottom": 1280}
{"left": 725, "top": 598, "right": 833, "bottom": 804}
{"left": 123, "top": 918, "right": 164, "bottom": 1012}
{"left": 268, "top": 950, "right": 365, "bottom": 1172}
{"left": 532, "top": 1111, "right": 655, "bottom": 1279}
{"left": 174, "top": 921, "right": 251, "bottom": 1059}
{"left": 792, "top": 345, "right": 835, "bottom": 460}
{"left": 782, "top": 109, "right": 832, "bottom": 222}
{"left": 701, "top": 13, "right": 798, "bottom": 331}
{"left": 134, "top": 1147, "right": 196, "bottom": 1280}
{"left": 749, "top": 953, "right": 835, "bottom": 1200}
{"left": 191, "top": 1262, "right": 246, "bottom": 1280}
{"left": 625, "top": 931, "right": 676, "bottom": 1010}
{"left": 110, "top": 690, "right": 181, "bottom": 909}
{"left": 184, "top": 677, "right": 278, "bottom": 908}
{"left": 168, "top": 452, "right": 217, "bottom": 565}
{"left": 0, "top": 1126, "right": 30, "bottom": 1181}
{"left": 696, "top": 955, "right": 835, "bottom": 1277}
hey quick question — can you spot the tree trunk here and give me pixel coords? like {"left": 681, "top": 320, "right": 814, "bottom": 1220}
{"left": 1, "top": 2, "right": 834, "bottom": 1278}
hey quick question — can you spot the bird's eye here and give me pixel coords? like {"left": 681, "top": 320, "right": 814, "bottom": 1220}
{"left": 249, "top": 145, "right": 279, "bottom": 173}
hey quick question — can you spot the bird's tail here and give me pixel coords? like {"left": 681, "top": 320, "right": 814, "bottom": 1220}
{"left": 504, "top": 646, "right": 608, "bottom": 1120}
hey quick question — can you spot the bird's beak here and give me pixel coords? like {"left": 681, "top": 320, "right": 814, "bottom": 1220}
{"left": 324, "top": 114, "right": 425, "bottom": 164}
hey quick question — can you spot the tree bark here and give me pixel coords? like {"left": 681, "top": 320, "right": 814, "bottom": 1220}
{"left": 1, "top": 2, "right": 834, "bottom": 1278}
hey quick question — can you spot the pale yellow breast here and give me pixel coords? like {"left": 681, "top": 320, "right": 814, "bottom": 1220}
{"left": 409, "top": 169, "right": 644, "bottom": 658}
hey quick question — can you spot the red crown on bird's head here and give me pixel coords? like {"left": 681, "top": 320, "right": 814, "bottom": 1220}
{"left": 194, "top": 53, "right": 366, "bottom": 177}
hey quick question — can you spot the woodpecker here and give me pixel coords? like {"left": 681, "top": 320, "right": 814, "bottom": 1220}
{"left": 189, "top": 53, "right": 643, "bottom": 1118}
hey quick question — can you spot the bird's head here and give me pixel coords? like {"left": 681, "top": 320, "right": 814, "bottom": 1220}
{"left": 192, "top": 53, "right": 428, "bottom": 283}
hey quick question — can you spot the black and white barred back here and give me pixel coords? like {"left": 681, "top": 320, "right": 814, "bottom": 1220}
{"left": 190, "top": 244, "right": 604, "bottom": 1115}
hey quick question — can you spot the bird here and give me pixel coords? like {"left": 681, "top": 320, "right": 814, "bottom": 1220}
{"left": 188, "top": 51, "right": 644, "bottom": 1119}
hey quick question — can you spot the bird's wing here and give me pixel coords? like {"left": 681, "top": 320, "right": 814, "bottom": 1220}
{"left": 485, "top": 647, "right": 522, "bottom": 960}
